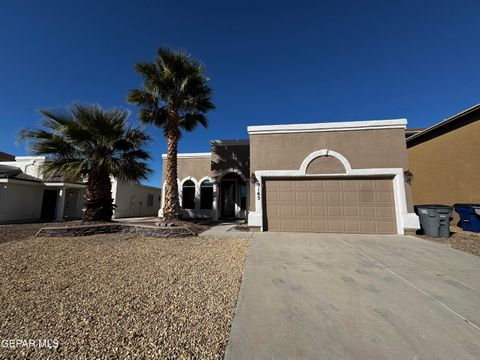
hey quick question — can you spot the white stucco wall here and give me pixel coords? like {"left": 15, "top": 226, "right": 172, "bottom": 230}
{"left": 112, "top": 181, "right": 161, "bottom": 218}
{"left": 0, "top": 181, "right": 44, "bottom": 223}
{"left": 1, "top": 157, "right": 46, "bottom": 179}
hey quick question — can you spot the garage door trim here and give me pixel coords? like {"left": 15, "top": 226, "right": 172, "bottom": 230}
{"left": 248, "top": 149, "right": 410, "bottom": 234}
{"left": 263, "top": 176, "right": 397, "bottom": 234}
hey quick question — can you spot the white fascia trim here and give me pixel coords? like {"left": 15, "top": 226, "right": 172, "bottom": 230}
{"left": 249, "top": 168, "right": 415, "bottom": 235}
{"left": 44, "top": 182, "right": 86, "bottom": 189}
{"left": 211, "top": 139, "right": 250, "bottom": 146}
{"left": 14, "top": 156, "right": 46, "bottom": 161}
{"left": 0, "top": 178, "right": 44, "bottom": 186}
{"left": 161, "top": 152, "right": 211, "bottom": 160}
{"left": 133, "top": 183, "right": 162, "bottom": 191}
{"left": 248, "top": 119, "right": 407, "bottom": 135}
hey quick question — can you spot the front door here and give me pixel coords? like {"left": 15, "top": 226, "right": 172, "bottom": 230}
{"left": 40, "top": 190, "right": 57, "bottom": 220}
{"left": 221, "top": 180, "right": 236, "bottom": 218}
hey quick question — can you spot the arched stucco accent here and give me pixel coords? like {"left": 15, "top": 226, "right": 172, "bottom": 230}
{"left": 215, "top": 168, "right": 248, "bottom": 183}
{"left": 198, "top": 176, "right": 214, "bottom": 185}
{"left": 179, "top": 176, "right": 199, "bottom": 187}
{"left": 299, "top": 149, "right": 352, "bottom": 175}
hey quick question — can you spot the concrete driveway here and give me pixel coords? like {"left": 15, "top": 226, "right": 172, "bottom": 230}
{"left": 225, "top": 233, "right": 480, "bottom": 360}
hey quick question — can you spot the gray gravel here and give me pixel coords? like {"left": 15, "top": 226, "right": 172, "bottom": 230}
{"left": 0, "top": 232, "right": 249, "bottom": 359}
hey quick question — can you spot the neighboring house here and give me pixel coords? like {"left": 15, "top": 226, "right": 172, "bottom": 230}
{"left": 407, "top": 104, "right": 480, "bottom": 220}
{"left": 0, "top": 156, "right": 161, "bottom": 223}
{"left": 160, "top": 119, "right": 419, "bottom": 235}
{"left": 0, "top": 151, "right": 15, "bottom": 161}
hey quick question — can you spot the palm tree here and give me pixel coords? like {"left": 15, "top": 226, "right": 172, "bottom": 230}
{"left": 128, "top": 47, "right": 214, "bottom": 220}
{"left": 19, "top": 104, "right": 151, "bottom": 222}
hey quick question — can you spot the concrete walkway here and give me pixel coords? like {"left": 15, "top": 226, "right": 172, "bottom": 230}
{"left": 200, "top": 223, "right": 253, "bottom": 239}
{"left": 225, "top": 232, "right": 480, "bottom": 360}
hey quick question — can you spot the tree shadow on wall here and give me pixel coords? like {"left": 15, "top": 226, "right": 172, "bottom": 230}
{"left": 210, "top": 144, "right": 250, "bottom": 180}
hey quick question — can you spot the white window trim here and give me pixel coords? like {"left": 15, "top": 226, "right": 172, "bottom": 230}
{"left": 248, "top": 149, "right": 419, "bottom": 234}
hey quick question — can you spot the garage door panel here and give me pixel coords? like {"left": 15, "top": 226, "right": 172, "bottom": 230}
{"left": 375, "top": 179, "right": 393, "bottom": 189}
{"left": 280, "top": 206, "right": 294, "bottom": 217}
{"left": 376, "top": 191, "right": 394, "bottom": 203}
{"left": 326, "top": 192, "right": 341, "bottom": 202}
{"left": 343, "top": 192, "right": 358, "bottom": 203}
{"left": 344, "top": 206, "right": 359, "bottom": 217}
{"left": 358, "top": 191, "right": 375, "bottom": 202}
{"left": 280, "top": 192, "right": 294, "bottom": 202}
{"left": 328, "top": 219, "right": 343, "bottom": 232}
{"left": 327, "top": 206, "right": 342, "bottom": 216}
{"left": 295, "top": 192, "right": 309, "bottom": 202}
{"left": 312, "top": 219, "right": 327, "bottom": 231}
{"left": 358, "top": 180, "right": 375, "bottom": 189}
{"left": 311, "top": 206, "right": 326, "bottom": 216}
{"left": 296, "top": 220, "right": 311, "bottom": 232}
{"left": 361, "top": 221, "right": 378, "bottom": 233}
{"left": 264, "top": 178, "right": 396, "bottom": 234}
{"left": 295, "top": 181, "right": 309, "bottom": 189}
{"left": 278, "top": 181, "right": 293, "bottom": 189}
{"left": 295, "top": 206, "right": 310, "bottom": 217}
{"left": 344, "top": 220, "right": 360, "bottom": 232}
{"left": 379, "top": 222, "right": 396, "bottom": 234}
{"left": 281, "top": 220, "right": 295, "bottom": 231}
{"left": 310, "top": 181, "right": 325, "bottom": 188}
{"left": 326, "top": 181, "right": 341, "bottom": 189}
{"left": 311, "top": 192, "right": 325, "bottom": 202}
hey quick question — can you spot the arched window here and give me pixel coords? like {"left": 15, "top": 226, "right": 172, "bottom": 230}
{"left": 200, "top": 180, "right": 213, "bottom": 209}
{"left": 182, "top": 180, "right": 195, "bottom": 209}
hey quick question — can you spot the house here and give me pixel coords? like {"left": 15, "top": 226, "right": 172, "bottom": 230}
{"left": 0, "top": 156, "right": 161, "bottom": 223}
{"left": 407, "top": 104, "right": 480, "bottom": 220}
{"left": 160, "top": 119, "right": 419, "bottom": 234}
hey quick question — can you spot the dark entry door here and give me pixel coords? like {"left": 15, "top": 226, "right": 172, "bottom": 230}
{"left": 40, "top": 190, "right": 57, "bottom": 220}
{"left": 221, "top": 180, "right": 235, "bottom": 218}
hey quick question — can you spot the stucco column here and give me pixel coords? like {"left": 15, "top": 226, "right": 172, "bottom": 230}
{"left": 55, "top": 188, "right": 66, "bottom": 221}
{"left": 212, "top": 181, "right": 219, "bottom": 222}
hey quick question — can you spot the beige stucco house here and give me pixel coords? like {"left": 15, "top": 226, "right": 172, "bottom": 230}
{"left": 0, "top": 155, "right": 161, "bottom": 223}
{"left": 407, "top": 104, "right": 480, "bottom": 221}
{"left": 160, "top": 119, "right": 419, "bottom": 234}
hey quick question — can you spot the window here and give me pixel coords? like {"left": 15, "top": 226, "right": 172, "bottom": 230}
{"left": 147, "top": 194, "right": 154, "bottom": 207}
{"left": 200, "top": 180, "right": 214, "bottom": 209}
{"left": 182, "top": 180, "right": 196, "bottom": 209}
{"left": 239, "top": 184, "right": 247, "bottom": 210}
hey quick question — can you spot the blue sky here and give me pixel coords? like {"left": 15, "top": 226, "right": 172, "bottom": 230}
{"left": 1, "top": 0, "right": 479, "bottom": 186}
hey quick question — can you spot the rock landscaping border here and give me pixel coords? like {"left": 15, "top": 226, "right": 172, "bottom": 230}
{"left": 35, "top": 223, "right": 197, "bottom": 238}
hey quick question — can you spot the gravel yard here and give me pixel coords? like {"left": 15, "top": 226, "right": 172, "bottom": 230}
{"left": 414, "top": 225, "right": 480, "bottom": 257}
{"left": 0, "top": 228, "right": 249, "bottom": 359}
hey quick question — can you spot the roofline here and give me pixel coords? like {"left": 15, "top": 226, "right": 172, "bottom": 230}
{"left": 161, "top": 152, "right": 211, "bottom": 160}
{"left": 14, "top": 156, "right": 46, "bottom": 161}
{"left": 406, "top": 103, "right": 480, "bottom": 143}
{"left": 44, "top": 182, "right": 86, "bottom": 188}
{"left": 211, "top": 139, "right": 250, "bottom": 146}
{"left": 247, "top": 119, "right": 407, "bottom": 135}
{"left": 133, "top": 183, "right": 162, "bottom": 191}
{"left": 0, "top": 178, "right": 44, "bottom": 185}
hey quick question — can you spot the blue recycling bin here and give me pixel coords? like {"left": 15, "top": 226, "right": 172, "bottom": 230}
{"left": 453, "top": 204, "right": 480, "bottom": 233}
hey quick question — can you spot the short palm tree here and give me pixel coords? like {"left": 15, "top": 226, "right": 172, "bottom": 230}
{"left": 19, "top": 104, "right": 151, "bottom": 222}
{"left": 128, "top": 47, "right": 215, "bottom": 220}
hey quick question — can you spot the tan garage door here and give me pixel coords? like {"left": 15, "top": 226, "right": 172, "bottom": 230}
{"left": 264, "top": 178, "right": 397, "bottom": 234}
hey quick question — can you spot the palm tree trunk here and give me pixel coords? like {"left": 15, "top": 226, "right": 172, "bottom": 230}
{"left": 163, "top": 112, "right": 181, "bottom": 221}
{"left": 83, "top": 169, "right": 113, "bottom": 222}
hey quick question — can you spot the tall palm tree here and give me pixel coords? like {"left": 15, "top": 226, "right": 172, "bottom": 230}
{"left": 128, "top": 47, "right": 215, "bottom": 220}
{"left": 19, "top": 104, "right": 151, "bottom": 222}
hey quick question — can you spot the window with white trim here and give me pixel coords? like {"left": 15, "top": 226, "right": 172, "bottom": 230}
{"left": 182, "top": 180, "right": 195, "bottom": 209}
{"left": 147, "top": 194, "right": 154, "bottom": 207}
{"left": 200, "top": 180, "right": 213, "bottom": 209}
